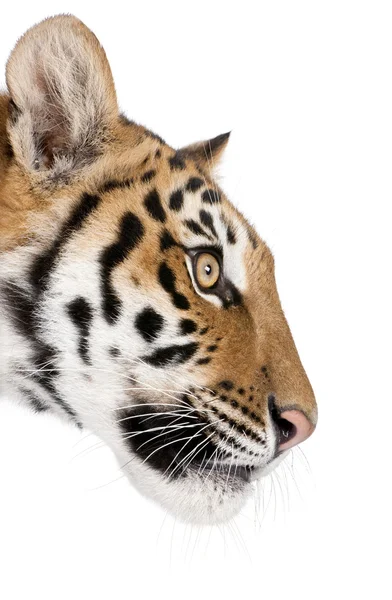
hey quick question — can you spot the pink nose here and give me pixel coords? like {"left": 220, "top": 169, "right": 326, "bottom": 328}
{"left": 276, "top": 409, "right": 315, "bottom": 451}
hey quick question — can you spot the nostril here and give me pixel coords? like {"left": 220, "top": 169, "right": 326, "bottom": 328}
{"left": 269, "top": 398, "right": 297, "bottom": 445}
{"left": 275, "top": 416, "right": 297, "bottom": 445}
{"left": 268, "top": 394, "right": 315, "bottom": 450}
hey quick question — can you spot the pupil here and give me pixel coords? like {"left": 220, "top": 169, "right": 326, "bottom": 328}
{"left": 204, "top": 264, "right": 212, "bottom": 275}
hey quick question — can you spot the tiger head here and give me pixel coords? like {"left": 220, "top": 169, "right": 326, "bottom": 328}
{"left": 0, "top": 16, "right": 317, "bottom": 524}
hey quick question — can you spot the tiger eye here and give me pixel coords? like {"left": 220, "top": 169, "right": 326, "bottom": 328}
{"left": 195, "top": 253, "right": 220, "bottom": 289}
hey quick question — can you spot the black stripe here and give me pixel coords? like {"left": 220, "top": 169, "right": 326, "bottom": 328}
{"left": 180, "top": 319, "right": 197, "bottom": 335}
{"left": 19, "top": 388, "right": 49, "bottom": 413}
{"left": 1, "top": 282, "right": 82, "bottom": 426}
{"left": 29, "top": 345, "right": 82, "bottom": 425}
{"left": 226, "top": 223, "right": 236, "bottom": 244}
{"left": 141, "top": 169, "right": 156, "bottom": 183}
{"left": 160, "top": 230, "right": 177, "bottom": 251}
{"left": 30, "top": 193, "right": 101, "bottom": 293}
{"left": 187, "top": 397, "right": 262, "bottom": 456}
{"left": 1, "top": 281, "right": 37, "bottom": 343}
{"left": 184, "top": 219, "right": 213, "bottom": 240}
{"left": 248, "top": 229, "right": 259, "bottom": 248}
{"left": 66, "top": 297, "right": 94, "bottom": 364}
{"left": 199, "top": 210, "right": 218, "bottom": 239}
{"left": 158, "top": 262, "right": 190, "bottom": 310}
{"left": 189, "top": 395, "right": 263, "bottom": 455}
{"left": 219, "top": 381, "right": 234, "bottom": 391}
{"left": 201, "top": 188, "right": 221, "bottom": 204}
{"left": 135, "top": 307, "right": 165, "bottom": 342}
{"left": 100, "top": 212, "right": 145, "bottom": 323}
{"left": 169, "top": 153, "right": 186, "bottom": 170}
{"left": 109, "top": 347, "right": 121, "bottom": 358}
{"left": 209, "top": 404, "right": 264, "bottom": 443}
{"left": 197, "top": 357, "right": 211, "bottom": 365}
{"left": 169, "top": 189, "right": 184, "bottom": 211}
{"left": 142, "top": 342, "right": 198, "bottom": 367}
{"left": 186, "top": 177, "right": 204, "bottom": 192}
{"left": 99, "top": 178, "right": 134, "bottom": 193}
{"left": 144, "top": 189, "right": 166, "bottom": 223}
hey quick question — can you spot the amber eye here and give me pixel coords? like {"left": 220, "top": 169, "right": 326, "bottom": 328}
{"left": 194, "top": 253, "right": 221, "bottom": 289}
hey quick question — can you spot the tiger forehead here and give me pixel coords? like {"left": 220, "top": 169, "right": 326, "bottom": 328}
{"left": 74, "top": 134, "right": 274, "bottom": 305}
{"left": 83, "top": 138, "right": 252, "bottom": 248}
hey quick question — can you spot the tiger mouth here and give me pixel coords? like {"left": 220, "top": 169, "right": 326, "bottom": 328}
{"left": 190, "top": 462, "right": 253, "bottom": 484}
{"left": 119, "top": 404, "right": 256, "bottom": 484}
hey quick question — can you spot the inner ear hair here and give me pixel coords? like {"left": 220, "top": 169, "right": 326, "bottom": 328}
{"left": 5, "top": 15, "right": 118, "bottom": 178}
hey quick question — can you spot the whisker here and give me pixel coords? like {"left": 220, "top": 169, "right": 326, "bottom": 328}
{"left": 164, "top": 420, "right": 221, "bottom": 478}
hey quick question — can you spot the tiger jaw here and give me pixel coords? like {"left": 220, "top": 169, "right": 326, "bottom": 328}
{"left": 114, "top": 413, "right": 278, "bottom": 526}
{"left": 120, "top": 451, "right": 253, "bottom": 526}
{"left": 109, "top": 393, "right": 279, "bottom": 524}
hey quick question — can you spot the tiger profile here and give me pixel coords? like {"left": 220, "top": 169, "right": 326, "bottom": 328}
{"left": 0, "top": 15, "right": 317, "bottom": 524}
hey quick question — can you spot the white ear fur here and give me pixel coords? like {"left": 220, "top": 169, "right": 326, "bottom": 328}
{"left": 6, "top": 15, "right": 118, "bottom": 178}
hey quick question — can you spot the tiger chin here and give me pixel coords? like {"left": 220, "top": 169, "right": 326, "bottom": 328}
{"left": 0, "top": 15, "right": 317, "bottom": 525}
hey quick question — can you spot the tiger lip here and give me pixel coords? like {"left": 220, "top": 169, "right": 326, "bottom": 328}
{"left": 191, "top": 462, "right": 253, "bottom": 484}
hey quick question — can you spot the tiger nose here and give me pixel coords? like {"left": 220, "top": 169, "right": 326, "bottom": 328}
{"left": 269, "top": 397, "right": 316, "bottom": 451}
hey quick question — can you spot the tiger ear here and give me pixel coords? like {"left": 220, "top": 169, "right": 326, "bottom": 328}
{"left": 179, "top": 132, "right": 230, "bottom": 170}
{"left": 6, "top": 15, "right": 118, "bottom": 179}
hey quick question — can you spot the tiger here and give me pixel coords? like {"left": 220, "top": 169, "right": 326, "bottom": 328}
{"left": 0, "top": 15, "right": 317, "bottom": 524}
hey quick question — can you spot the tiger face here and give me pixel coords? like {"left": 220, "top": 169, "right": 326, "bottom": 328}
{"left": 0, "top": 16, "right": 317, "bottom": 524}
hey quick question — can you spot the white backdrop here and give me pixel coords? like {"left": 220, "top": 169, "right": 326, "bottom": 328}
{"left": 0, "top": 2, "right": 391, "bottom": 599}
